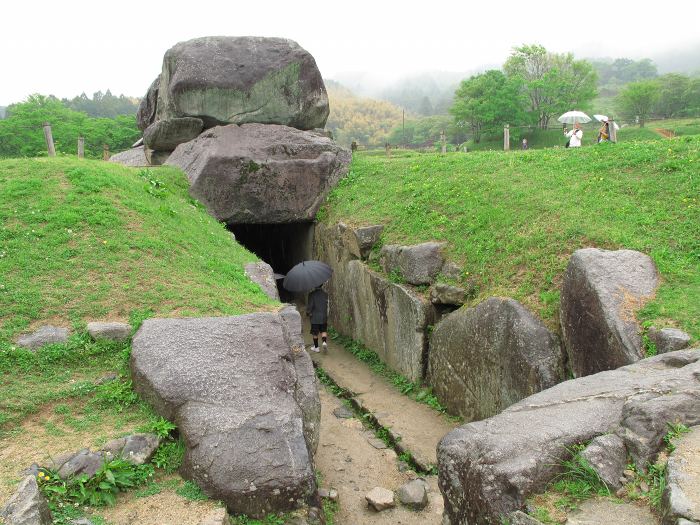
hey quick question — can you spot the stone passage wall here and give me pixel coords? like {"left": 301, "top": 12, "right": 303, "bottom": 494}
{"left": 314, "top": 223, "right": 433, "bottom": 382}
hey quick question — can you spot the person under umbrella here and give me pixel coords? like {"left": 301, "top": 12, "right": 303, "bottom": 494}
{"left": 564, "top": 122, "right": 584, "bottom": 147}
{"left": 306, "top": 284, "right": 328, "bottom": 352}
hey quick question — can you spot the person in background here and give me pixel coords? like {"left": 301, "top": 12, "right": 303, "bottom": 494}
{"left": 522, "top": 138, "right": 528, "bottom": 150}
{"left": 306, "top": 285, "right": 328, "bottom": 352}
{"left": 564, "top": 122, "right": 583, "bottom": 148}
{"left": 597, "top": 119, "right": 610, "bottom": 143}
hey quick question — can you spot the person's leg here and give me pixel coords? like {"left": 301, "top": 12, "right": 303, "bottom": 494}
{"left": 321, "top": 331, "right": 328, "bottom": 348}
{"left": 310, "top": 325, "right": 320, "bottom": 352}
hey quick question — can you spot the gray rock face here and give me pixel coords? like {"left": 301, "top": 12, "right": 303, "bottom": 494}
{"left": 437, "top": 349, "right": 700, "bottom": 524}
{"left": 166, "top": 124, "right": 351, "bottom": 224}
{"left": 343, "top": 224, "right": 384, "bottom": 259}
{"left": 380, "top": 242, "right": 446, "bottom": 285}
{"left": 580, "top": 434, "right": 627, "bottom": 490}
{"left": 0, "top": 475, "right": 52, "bottom": 525}
{"left": 365, "top": 487, "right": 395, "bottom": 511}
{"left": 137, "top": 75, "right": 160, "bottom": 131}
{"left": 156, "top": 36, "right": 329, "bottom": 130}
{"left": 315, "top": 224, "right": 434, "bottom": 382}
{"left": 429, "top": 298, "right": 565, "bottom": 421}
{"left": 199, "top": 508, "right": 229, "bottom": 525}
{"left": 108, "top": 146, "right": 150, "bottom": 167}
{"left": 143, "top": 117, "right": 204, "bottom": 151}
{"left": 101, "top": 434, "right": 161, "bottom": 465}
{"left": 144, "top": 147, "right": 171, "bottom": 166}
{"left": 649, "top": 327, "right": 692, "bottom": 354}
{"left": 244, "top": 261, "right": 280, "bottom": 301}
{"left": 397, "top": 479, "right": 429, "bottom": 510}
{"left": 430, "top": 283, "right": 467, "bottom": 306}
{"left": 508, "top": 511, "right": 545, "bottom": 525}
{"left": 51, "top": 449, "right": 105, "bottom": 479}
{"left": 560, "top": 248, "right": 659, "bottom": 377}
{"left": 16, "top": 325, "right": 69, "bottom": 350}
{"left": 87, "top": 322, "right": 131, "bottom": 342}
{"left": 663, "top": 426, "right": 700, "bottom": 525}
{"left": 130, "top": 309, "right": 320, "bottom": 517}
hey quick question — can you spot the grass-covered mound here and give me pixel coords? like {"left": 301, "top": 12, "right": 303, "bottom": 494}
{"left": 320, "top": 137, "right": 699, "bottom": 340}
{"left": 0, "top": 157, "right": 276, "bottom": 343}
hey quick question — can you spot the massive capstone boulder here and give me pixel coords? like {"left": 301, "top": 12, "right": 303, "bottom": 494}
{"left": 437, "top": 349, "right": 700, "bottom": 525}
{"left": 155, "top": 36, "right": 329, "bottom": 131}
{"left": 137, "top": 75, "right": 160, "bottom": 132}
{"left": 166, "top": 124, "right": 351, "bottom": 224}
{"left": 560, "top": 248, "right": 659, "bottom": 377}
{"left": 130, "top": 307, "right": 320, "bottom": 517}
{"left": 428, "top": 297, "right": 565, "bottom": 421}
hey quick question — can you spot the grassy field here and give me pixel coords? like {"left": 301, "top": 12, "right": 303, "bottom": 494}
{"left": 320, "top": 137, "right": 699, "bottom": 340}
{"left": 0, "top": 157, "right": 280, "bottom": 522}
{"left": 0, "top": 157, "right": 276, "bottom": 343}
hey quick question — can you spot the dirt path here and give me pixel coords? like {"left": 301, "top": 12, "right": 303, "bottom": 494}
{"left": 310, "top": 337, "right": 458, "bottom": 470}
{"left": 315, "top": 387, "right": 444, "bottom": 524}
{"left": 655, "top": 128, "right": 675, "bottom": 138}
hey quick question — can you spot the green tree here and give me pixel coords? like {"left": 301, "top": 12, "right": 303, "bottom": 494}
{"left": 450, "top": 70, "right": 526, "bottom": 143}
{"left": 616, "top": 80, "right": 661, "bottom": 127}
{"left": 655, "top": 74, "right": 691, "bottom": 118}
{"left": 504, "top": 44, "right": 598, "bottom": 128}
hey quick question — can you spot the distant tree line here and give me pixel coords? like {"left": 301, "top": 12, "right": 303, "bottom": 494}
{"left": 616, "top": 74, "right": 700, "bottom": 126}
{"left": 0, "top": 95, "right": 140, "bottom": 158}
{"left": 61, "top": 90, "right": 139, "bottom": 118}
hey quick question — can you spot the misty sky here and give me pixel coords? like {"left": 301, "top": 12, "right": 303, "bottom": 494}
{"left": 2, "top": 0, "right": 700, "bottom": 105}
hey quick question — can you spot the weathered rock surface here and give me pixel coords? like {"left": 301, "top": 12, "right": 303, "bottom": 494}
{"left": 315, "top": 223, "right": 434, "bottom": 381}
{"left": 137, "top": 75, "right": 160, "bottom": 131}
{"left": 50, "top": 449, "right": 105, "bottom": 479}
{"left": 437, "top": 349, "right": 700, "bottom": 524}
{"left": 429, "top": 298, "right": 565, "bottom": 421}
{"left": 143, "top": 117, "right": 204, "bottom": 151}
{"left": 662, "top": 425, "right": 700, "bottom": 525}
{"left": 380, "top": 242, "right": 446, "bottom": 285}
{"left": 156, "top": 36, "right": 329, "bottom": 130}
{"left": 87, "top": 322, "right": 131, "bottom": 342}
{"left": 108, "top": 146, "right": 150, "bottom": 167}
{"left": 0, "top": 475, "right": 52, "bottom": 525}
{"left": 130, "top": 308, "right": 320, "bottom": 517}
{"left": 16, "top": 325, "right": 69, "bottom": 350}
{"left": 199, "top": 508, "right": 229, "bottom": 525}
{"left": 101, "top": 433, "right": 160, "bottom": 465}
{"left": 560, "top": 248, "right": 659, "bottom": 377}
{"left": 580, "top": 434, "right": 627, "bottom": 490}
{"left": 166, "top": 124, "right": 350, "bottom": 224}
{"left": 342, "top": 224, "right": 383, "bottom": 259}
{"left": 429, "top": 283, "right": 467, "bottom": 306}
{"left": 649, "top": 327, "right": 692, "bottom": 354}
{"left": 244, "top": 261, "right": 280, "bottom": 301}
{"left": 507, "top": 511, "right": 544, "bottom": 525}
{"left": 144, "top": 147, "right": 171, "bottom": 166}
{"left": 397, "top": 479, "right": 429, "bottom": 510}
{"left": 566, "top": 498, "right": 658, "bottom": 525}
{"left": 365, "top": 487, "right": 395, "bottom": 511}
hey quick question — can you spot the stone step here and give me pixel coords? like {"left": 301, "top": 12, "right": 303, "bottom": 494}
{"left": 310, "top": 337, "right": 458, "bottom": 470}
{"left": 565, "top": 498, "right": 658, "bottom": 525}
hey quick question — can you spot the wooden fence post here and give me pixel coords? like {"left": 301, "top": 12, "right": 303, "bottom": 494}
{"left": 609, "top": 118, "right": 617, "bottom": 143}
{"left": 503, "top": 124, "right": 510, "bottom": 151}
{"left": 43, "top": 122, "right": 56, "bottom": 157}
{"left": 102, "top": 144, "right": 110, "bottom": 161}
{"left": 440, "top": 130, "right": 447, "bottom": 154}
{"left": 78, "top": 137, "right": 84, "bottom": 158}
{"left": 385, "top": 143, "right": 391, "bottom": 158}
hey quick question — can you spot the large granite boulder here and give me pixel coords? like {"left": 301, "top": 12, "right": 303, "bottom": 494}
{"left": 560, "top": 248, "right": 659, "bottom": 377}
{"left": 109, "top": 146, "right": 150, "bottom": 167}
{"left": 380, "top": 242, "right": 446, "bottom": 285}
{"left": 137, "top": 75, "right": 160, "bottom": 132}
{"left": 314, "top": 223, "right": 434, "bottom": 382}
{"left": 437, "top": 349, "right": 700, "bottom": 524}
{"left": 428, "top": 297, "right": 565, "bottom": 421}
{"left": 143, "top": 117, "right": 204, "bottom": 151}
{"left": 166, "top": 124, "right": 350, "bottom": 224}
{"left": 155, "top": 36, "right": 329, "bottom": 130}
{"left": 130, "top": 307, "right": 320, "bottom": 517}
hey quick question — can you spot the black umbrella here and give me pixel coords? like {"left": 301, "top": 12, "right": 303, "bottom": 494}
{"left": 282, "top": 260, "right": 333, "bottom": 292}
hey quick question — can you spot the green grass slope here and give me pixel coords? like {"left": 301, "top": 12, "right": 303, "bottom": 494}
{"left": 320, "top": 138, "right": 699, "bottom": 340}
{"left": 0, "top": 157, "right": 276, "bottom": 344}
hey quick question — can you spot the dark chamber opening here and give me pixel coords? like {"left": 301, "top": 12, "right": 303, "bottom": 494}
{"left": 228, "top": 222, "right": 315, "bottom": 302}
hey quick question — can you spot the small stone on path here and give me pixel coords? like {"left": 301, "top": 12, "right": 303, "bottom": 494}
{"left": 397, "top": 479, "right": 428, "bottom": 510}
{"left": 0, "top": 475, "right": 53, "bottom": 525}
{"left": 367, "top": 436, "right": 388, "bottom": 450}
{"left": 332, "top": 406, "right": 354, "bottom": 419}
{"left": 87, "top": 321, "right": 131, "bottom": 342}
{"left": 318, "top": 488, "right": 339, "bottom": 502}
{"left": 365, "top": 487, "right": 395, "bottom": 512}
{"left": 198, "top": 507, "right": 228, "bottom": 525}
{"left": 16, "top": 325, "right": 69, "bottom": 350}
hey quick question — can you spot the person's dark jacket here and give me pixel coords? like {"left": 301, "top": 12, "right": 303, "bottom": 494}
{"left": 306, "top": 288, "right": 328, "bottom": 324}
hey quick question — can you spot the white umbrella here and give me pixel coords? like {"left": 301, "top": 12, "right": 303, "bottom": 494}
{"left": 558, "top": 111, "right": 592, "bottom": 124}
{"left": 593, "top": 114, "right": 620, "bottom": 130}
